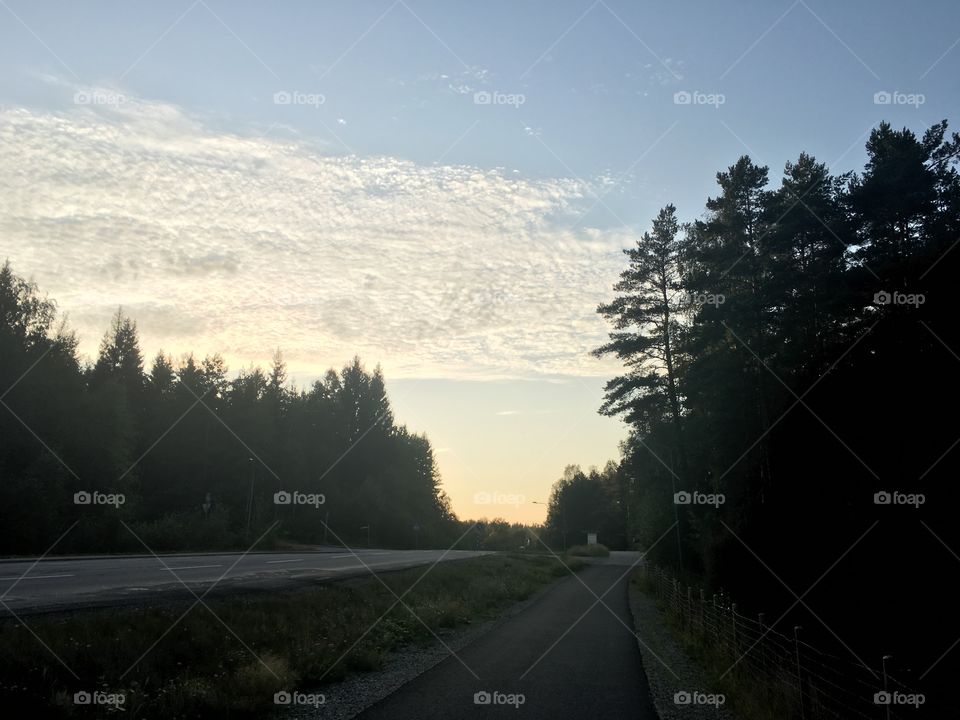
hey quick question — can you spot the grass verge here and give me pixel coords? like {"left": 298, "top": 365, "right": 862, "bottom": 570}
{"left": 0, "top": 553, "right": 582, "bottom": 718}
{"left": 633, "top": 568, "right": 797, "bottom": 720}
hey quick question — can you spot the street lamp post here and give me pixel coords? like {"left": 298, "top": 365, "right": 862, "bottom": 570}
{"left": 794, "top": 626, "right": 805, "bottom": 720}
{"left": 882, "top": 655, "right": 892, "bottom": 720}
{"left": 245, "top": 458, "right": 255, "bottom": 539}
{"left": 669, "top": 457, "right": 682, "bottom": 572}
{"left": 531, "top": 500, "right": 566, "bottom": 551}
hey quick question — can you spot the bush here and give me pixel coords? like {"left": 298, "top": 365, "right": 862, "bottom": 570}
{"left": 127, "top": 507, "right": 248, "bottom": 552}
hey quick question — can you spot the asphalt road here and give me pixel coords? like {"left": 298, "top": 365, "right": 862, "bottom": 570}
{"left": 0, "top": 547, "right": 489, "bottom": 614}
{"left": 357, "top": 551, "right": 657, "bottom": 719}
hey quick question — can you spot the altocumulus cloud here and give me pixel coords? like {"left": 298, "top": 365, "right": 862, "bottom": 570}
{"left": 0, "top": 92, "right": 629, "bottom": 380}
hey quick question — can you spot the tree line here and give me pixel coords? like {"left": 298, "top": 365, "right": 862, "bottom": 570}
{"left": 542, "top": 463, "right": 626, "bottom": 550}
{"left": 0, "top": 270, "right": 457, "bottom": 554}
{"left": 590, "top": 120, "right": 960, "bottom": 700}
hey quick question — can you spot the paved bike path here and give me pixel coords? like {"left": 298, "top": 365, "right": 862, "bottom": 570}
{"left": 358, "top": 558, "right": 658, "bottom": 719}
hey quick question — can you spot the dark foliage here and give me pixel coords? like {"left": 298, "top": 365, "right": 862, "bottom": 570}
{"left": 0, "top": 271, "right": 457, "bottom": 553}
{"left": 596, "top": 120, "right": 960, "bottom": 710}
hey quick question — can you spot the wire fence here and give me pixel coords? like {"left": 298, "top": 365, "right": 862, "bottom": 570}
{"left": 646, "top": 566, "right": 920, "bottom": 720}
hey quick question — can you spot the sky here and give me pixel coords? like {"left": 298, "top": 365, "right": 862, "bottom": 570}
{"left": 1, "top": 0, "right": 958, "bottom": 523}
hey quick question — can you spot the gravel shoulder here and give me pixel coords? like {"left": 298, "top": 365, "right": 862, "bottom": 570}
{"left": 629, "top": 575, "right": 740, "bottom": 720}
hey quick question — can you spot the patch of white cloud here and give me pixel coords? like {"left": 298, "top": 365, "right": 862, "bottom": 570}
{"left": 411, "top": 65, "right": 498, "bottom": 98}
{"left": 0, "top": 88, "right": 631, "bottom": 380}
{"left": 643, "top": 58, "right": 685, "bottom": 86}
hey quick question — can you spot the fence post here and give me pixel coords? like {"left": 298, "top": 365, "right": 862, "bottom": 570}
{"left": 713, "top": 594, "right": 720, "bottom": 645}
{"left": 699, "top": 588, "right": 706, "bottom": 637}
{"left": 731, "top": 603, "right": 737, "bottom": 658}
{"left": 794, "top": 625, "right": 805, "bottom": 720}
{"left": 758, "top": 612, "right": 767, "bottom": 677}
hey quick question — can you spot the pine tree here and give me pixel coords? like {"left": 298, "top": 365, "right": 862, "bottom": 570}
{"left": 91, "top": 307, "right": 145, "bottom": 399}
{"left": 766, "top": 153, "right": 851, "bottom": 375}
{"left": 682, "top": 156, "right": 774, "bottom": 501}
{"left": 594, "top": 204, "right": 687, "bottom": 451}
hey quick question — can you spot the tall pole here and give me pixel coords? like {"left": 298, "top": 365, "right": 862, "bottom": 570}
{"left": 532, "top": 500, "right": 562, "bottom": 550}
{"left": 670, "top": 451, "right": 683, "bottom": 572}
{"left": 246, "top": 458, "right": 254, "bottom": 539}
{"left": 562, "top": 503, "right": 567, "bottom": 551}
{"left": 794, "top": 626, "right": 805, "bottom": 720}
{"left": 882, "top": 655, "right": 892, "bottom": 720}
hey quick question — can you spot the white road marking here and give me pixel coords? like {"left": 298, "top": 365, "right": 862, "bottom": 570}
{"left": 168, "top": 564, "right": 223, "bottom": 570}
{"left": 266, "top": 558, "right": 303, "bottom": 564}
{"left": 0, "top": 573, "right": 74, "bottom": 581}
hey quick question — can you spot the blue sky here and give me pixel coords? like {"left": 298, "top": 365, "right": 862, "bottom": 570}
{"left": 1, "top": 0, "right": 958, "bottom": 521}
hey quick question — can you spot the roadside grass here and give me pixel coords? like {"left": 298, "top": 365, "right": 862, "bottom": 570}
{"left": 632, "top": 569, "right": 799, "bottom": 720}
{"left": 662, "top": 612, "right": 797, "bottom": 719}
{"left": 0, "top": 553, "right": 582, "bottom": 718}
{"left": 566, "top": 543, "right": 610, "bottom": 557}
